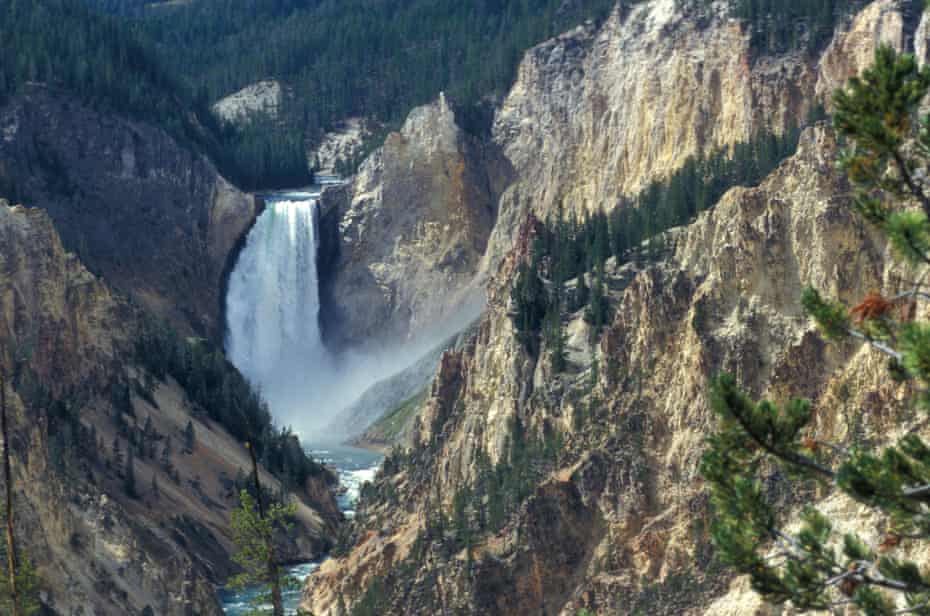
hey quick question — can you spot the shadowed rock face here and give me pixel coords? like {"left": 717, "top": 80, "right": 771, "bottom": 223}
{"left": 319, "top": 94, "right": 513, "bottom": 351}
{"left": 0, "top": 200, "right": 340, "bottom": 616}
{"left": 0, "top": 201, "right": 128, "bottom": 393}
{"left": 0, "top": 85, "right": 257, "bottom": 339}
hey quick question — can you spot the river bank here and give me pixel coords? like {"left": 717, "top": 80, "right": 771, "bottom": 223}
{"left": 220, "top": 444, "right": 382, "bottom": 614}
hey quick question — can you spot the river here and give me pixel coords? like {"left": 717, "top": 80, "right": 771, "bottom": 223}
{"left": 219, "top": 443, "right": 383, "bottom": 615}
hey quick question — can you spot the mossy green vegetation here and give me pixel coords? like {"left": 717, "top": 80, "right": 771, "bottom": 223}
{"left": 365, "top": 388, "right": 429, "bottom": 445}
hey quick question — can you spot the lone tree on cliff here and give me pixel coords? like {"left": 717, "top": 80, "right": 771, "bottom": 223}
{"left": 702, "top": 45, "right": 930, "bottom": 613}
{"left": 229, "top": 442, "right": 297, "bottom": 616}
{"left": 0, "top": 358, "right": 42, "bottom": 615}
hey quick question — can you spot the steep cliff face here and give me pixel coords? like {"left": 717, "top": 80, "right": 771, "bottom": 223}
{"left": 303, "top": 0, "right": 930, "bottom": 612}
{"left": 0, "top": 200, "right": 338, "bottom": 615}
{"left": 319, "top": 94, "right": 513, "bottom": 349}
{"left": 0, "top": 202, "right": 127, "bottom": 394}
{"left": 318, "top": 0, "right": 918, "bottom": 359}
{"left": 0, "top": 85, "right": 257, "bottom": 339}
{"left": 484, "top": 0, "right": 918, "bottom": 269}
{"left": 306, "top": 122, "right": 896, "bottom": 615}
{"left": 310, "top": 118, "right": 372, "bottom": 176}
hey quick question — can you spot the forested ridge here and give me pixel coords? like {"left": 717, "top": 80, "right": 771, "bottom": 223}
{"left": 146, "top": 0, "right": 615, "bottom": 114}
{"left": 4, "top": 0, "right": 622, "bottom": 188}
{"left": 0, "top": 0, "right": 312, "bottom": 190}
{"left": 132, "top": 0, "right": 619, "bottom": 152}
{"left": 5, "top": 0, "right": 872, "bottom": 190}
{"left": 120, "top": 0, "right": 869, "bottom": 131}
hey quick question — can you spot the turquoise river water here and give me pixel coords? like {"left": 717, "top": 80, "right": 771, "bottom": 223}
{"left": 219, "top": 444, "right": 382, "bottom": 615}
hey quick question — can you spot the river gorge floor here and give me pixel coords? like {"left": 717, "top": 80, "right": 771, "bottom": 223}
{"left": 220, "top": 443, "right": 382, "bottom": 615}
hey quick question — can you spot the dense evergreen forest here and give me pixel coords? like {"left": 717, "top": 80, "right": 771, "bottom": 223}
{"left": 62, "top": 0, "right": 619, "bottom": 181}
{"left": 0, "top": 0, "right": 312, "bottom": 190}
{"left": 76, "top": 0, "right": 153, "bottom": 16}
{"left": 10, "top": 0, "right": 868, "bottom": 190}
{"left": 730, "top": 0, "right": 870, "bottom": 54}
{"left": 134, "top": 0, "right": 618, "bottom": 138}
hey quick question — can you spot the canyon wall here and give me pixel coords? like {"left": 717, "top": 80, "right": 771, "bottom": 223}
{"left": 0, "top": 85, "right": 257, "bottom": 339}
{"left": 320, "top": 0, "right": 920, "bottom": 353}
{"left": 304, "top": 0, "right": 929, "bottom": 614}
{"left": 484, "top": 0, "right": 919, "bottom": 269}
{"left": 319, "top": 94, "right": 512, "bottom": 349}
{"left": 306, "top": 122, "right": 899, "bottom": 616}
{"left": 0, "top": 200, "right": 338, "bottom": 615}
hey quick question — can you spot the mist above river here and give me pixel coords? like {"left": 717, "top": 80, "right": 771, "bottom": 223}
{"left": 224, "top": 189, "right": 484, "bottom": 441}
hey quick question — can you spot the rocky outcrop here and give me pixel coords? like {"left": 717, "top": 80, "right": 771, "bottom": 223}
{"left": 303, "top": 0, "right": 930, "bottom": 610}
{"left": 484, "top": 0, "right": 921, "bottom": 270}
{"left": 319, "top": 94, "right": 513, "bottom": 349}
{"left": 0, "top": 200, "right": 338, "bottom": 615}
{"left": 0, "top": 85, "right": 258, "bottom": 339}
{"left": 305, "top": 120, "right": 895, "bottom": 615}
{"left": 212, "top": 80, "right": 283, "bottom": 124}
{"left": 0, "top": 202, "right": 127, "bottom": 393}
{"left": 816, "top": 0, "right": 922, "bottom": 101}
{"left": 309, "top": 118, "right": 372, "bottom": 176}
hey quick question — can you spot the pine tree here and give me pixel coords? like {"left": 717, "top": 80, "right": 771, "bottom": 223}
{"left": 0, "top": 511, "right": 38, "bottom": 616}
{"left": 585, "top": 266, "right": 610, "bottom": 342}
{"left": 0, "top": 370, "right": 40, "bottom": 615}
{"left": 589, "top": 345, "right": 599, "bottom": 390}
{"left": 160, "top": 437, "right": 173, "bottom": 473}
{"left": 184, "top": 420, "right": 195, "bottom": 454}
{"left": 574, "top": 271, "right": 589, "bottom": 312}
{"left": 545, "top": 302, "right": 567, "bottom": 374}
{"left": 88, "top": 426, "right": 99, "bottom": 464}
{"left": 511, "top": 261, "right": 548, "bottom": 353}
{"left": 230, "top": 442, "right": 294, "bottom": 616}
{"left": 124, "top": 449, "right": 137, "bottom": 499}
{"left": 701, "top": 46, "right": 930, "bottom": 613}
{"left": 111, "top": 437, "right": 123, "bottom": 472}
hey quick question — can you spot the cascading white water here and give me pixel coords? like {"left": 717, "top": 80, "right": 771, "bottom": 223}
{"left": 223, "top": 178, "right": 484, "bottom": 438}
{"left": 225, "top": 193, "right": 326, "bottom": 417}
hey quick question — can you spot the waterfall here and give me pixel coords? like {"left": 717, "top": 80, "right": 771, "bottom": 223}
{"left": 223, "top": 179, "right": 480, "bottom": 438}
{"left": 225, "top": 193, "right": 326, "bottom": 417}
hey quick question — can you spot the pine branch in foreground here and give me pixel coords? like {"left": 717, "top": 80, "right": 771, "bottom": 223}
{"left": 702, "top": 44, "right": 930, "bottom": 615}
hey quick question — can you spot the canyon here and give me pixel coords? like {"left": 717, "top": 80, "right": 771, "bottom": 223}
{"left": 0, "top": 0, "right": 928, "bottom": 614}
{"left": 301, "top": 0, "right": 930, "bottom": 614}
{"left": 0, "top": 89, "right": 340, "bottom": 614}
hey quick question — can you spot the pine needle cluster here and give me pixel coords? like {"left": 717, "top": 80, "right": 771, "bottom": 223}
{"left": 702, "top": 43, "right": 930, "bottom": 615}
